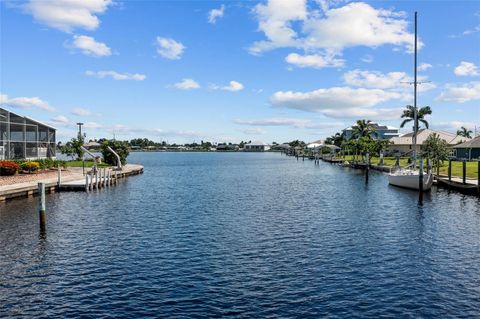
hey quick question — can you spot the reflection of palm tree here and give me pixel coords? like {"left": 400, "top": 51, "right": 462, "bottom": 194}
{"left": 456, "top": 126, "right": 472, "bottom": 139}
{"left": 352, "top": 120, "right": 377, "bottom": 140}
{"left": 400, "top": 105, "right": 432, "bottom": 131}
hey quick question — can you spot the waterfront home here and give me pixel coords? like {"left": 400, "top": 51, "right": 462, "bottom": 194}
{"left": 216, "top": 143, "right": 239, "bottom": 151}
{"left": 270, "top": 143, "right": 291, "bottom": 151}
{"left": 0, "top": 107, "right": 56, "bottom": 160}
{"left": 342, "top": 123, "right": 400, "bottom": 140}
{"left": 244, "top": 141, "right": 270, "bottom": 152}
{"left": 387, "top": 128, "right": 469, "bottom": 155}
{"left": 307, "top": 140, "right": 325, "bottom": 149}
{"left": 453, "top": 135, "right": 480, "bottom": 159}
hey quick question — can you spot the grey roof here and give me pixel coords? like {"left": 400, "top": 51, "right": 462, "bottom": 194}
{"left": 0, "top": 107, "right": 56, "bottom": 130}
{"left": 453, "top": 136, "right": 480, "bottom": 148}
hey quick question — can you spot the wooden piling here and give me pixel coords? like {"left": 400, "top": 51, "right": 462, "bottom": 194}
{"left": 95, "top": 171, "right": 99, "bottom": 189}
{"left": 85, "top": 174, "right": 89, "bottom": 192}
{"left": 448, "top": 159, "right": 452, "bottom": 182}
{"left": 57, "top": 165, "right": 62, "bottom": 187}
{"left": 462, "top": 159, "right": 466, "bottom": 185}
{"left": 419, "top": 157, "right": 424, "bottom": 195}
{"left": 38, "top": 183, "right": 46, "bottom": 230}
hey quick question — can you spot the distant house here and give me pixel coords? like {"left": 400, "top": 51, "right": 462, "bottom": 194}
{"left": 453, "top": 136, "right": 480, "bottom": 159}
{"left": 387, "top": 129, "right": 469, "bottom": 155}
{"left": 307, "top": 140, "right": 324, "bottom": 149}
{"left": 0, "top": 107, "right": 56, "bottom": 160}
{"left": 244, "top": 141, "right": 270, "bottom": 152}
{"left": 343, "top": 123, "right": 399, "bottom": 140}
{"left": 216, "top": 143, "right": 239, "bottom": 151}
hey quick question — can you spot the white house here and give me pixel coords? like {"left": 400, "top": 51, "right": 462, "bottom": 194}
{"left": 244, "top": 141, "right": 270, "bottom": 152}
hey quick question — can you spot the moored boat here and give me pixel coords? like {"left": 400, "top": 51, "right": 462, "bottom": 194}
{"left": 388, "top": 169, "right": 433, "bottom": 191}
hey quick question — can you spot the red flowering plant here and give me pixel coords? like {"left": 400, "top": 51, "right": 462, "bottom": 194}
{"left": 0, "top": 160, "right": 20, "bottom": 176}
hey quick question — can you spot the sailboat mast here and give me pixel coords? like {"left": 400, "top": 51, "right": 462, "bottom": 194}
{"left": 413, "top": 11, "right": 418, "bottom": 165}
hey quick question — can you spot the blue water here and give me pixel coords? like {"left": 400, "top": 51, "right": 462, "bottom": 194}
{"left": 1, "top": 152, "right": 480, "bottom": 318}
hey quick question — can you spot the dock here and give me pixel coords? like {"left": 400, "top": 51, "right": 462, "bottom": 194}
{"left": 0, "top": 164, "right": 144, "bottom": 201}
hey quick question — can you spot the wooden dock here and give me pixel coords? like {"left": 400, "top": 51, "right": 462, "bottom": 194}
{"left": 0, "top": 164, "right": 144, "bottom": 201}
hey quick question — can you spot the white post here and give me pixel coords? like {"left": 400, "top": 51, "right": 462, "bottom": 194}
{"left": 95, "top": 171, "right": 98, "bottom": 189}
{"left": 85, "top": 174, "right": 89, "bottom": 192}
{"left": 38, "top": 183, "right": 46, "bottom": 229}
{"left": 57, "top": 165, "right": 62, "bottom": 187}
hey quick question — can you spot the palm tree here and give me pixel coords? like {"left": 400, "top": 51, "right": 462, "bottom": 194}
{"left": 456, "top": 126, "right": 472, "bottom": 139}
{"left": 399, "top": 105, "right": 432, "bottom": 131}
{"left": 352, "top": 120, "right": 377, "bottom": 140}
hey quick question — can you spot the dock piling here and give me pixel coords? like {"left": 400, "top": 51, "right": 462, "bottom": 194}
{"left": 365, "top": 152, "right": 369, "bottom": 184}
{"left": 448, "top": 159, "right": 452, "bottom": 182}
{"left": 38, "top": 183, "right": 46, "bottom": 230}
{"left": 462, "top": 159, "right": 466, "bottom": 185}
{"left": 57, "top": 165, "right": 62, "bottom": 187}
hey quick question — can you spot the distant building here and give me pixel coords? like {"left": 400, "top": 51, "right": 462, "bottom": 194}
{"left": 0, "top": 107, "right": 56, "bottom": 160}
{"left": 452, "top": 135, "right": 480, "bottom": 159}
{"left": 342, "top": 123, "right": 399, "bottom": 140}
{"left": 387, "top": 128, "right": 469, "bottom": 155}
{"left": 244, "top": 141, "right": 270, "bottom": 152}
{"left": 216, "top": 143, "right": 239, "bottom": 151}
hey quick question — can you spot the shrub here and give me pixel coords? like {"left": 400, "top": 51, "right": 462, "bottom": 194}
{"left": 21, "top": 161, "right": 41, "bottom": 173}
{"left": 101, "top": 140, "right": 130, "bottom": 166}
{"left": 0, "top": 160, "right": 20, "bottom": 176}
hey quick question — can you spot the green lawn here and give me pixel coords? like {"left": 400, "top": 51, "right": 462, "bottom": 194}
{"left": 65, "top": 160, "right": 110, "bottom": 168}
{"left": 336, "top": 155, "right": 478, "bottom": 179}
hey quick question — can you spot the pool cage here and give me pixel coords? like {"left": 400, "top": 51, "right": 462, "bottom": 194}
{"left": 0, "top": 107, "right": 56, "bottom": 160}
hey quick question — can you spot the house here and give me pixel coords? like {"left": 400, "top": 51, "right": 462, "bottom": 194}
{"left": 307, "top": 140, "right": 324, "bottom": 149}
{"left": 453, "top": 135, "right": 480, "bottom": 159}
{"left": 342, "top": 123, "right": 400, "bottom": 140}
{"left": 216, "top": 143, "right": 239, "bottom": 151}
{"left": 244, "top": 141, "right": 270, "bottom": 152}
{"left": 387, "top": 129, "right": 469, "bottom": 155}
{"left": 0, "top": 107, "right": 56, "bottom": 160}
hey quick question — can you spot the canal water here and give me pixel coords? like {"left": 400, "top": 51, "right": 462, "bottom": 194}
{"left": 1, "top": 152, "right": 479, "bottom": 317}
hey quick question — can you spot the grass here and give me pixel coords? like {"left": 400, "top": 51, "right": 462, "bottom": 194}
{"left": 65, "top": 160, "right": 110, "bottom": 168}
{"left": 336, "top": 155, "right": 478, "bottom": 179}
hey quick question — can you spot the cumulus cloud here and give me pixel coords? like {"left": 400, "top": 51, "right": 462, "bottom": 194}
{"left": 285, "top": 52, "right": 344, "bottom": 69}
{"left": 437, "top": 81, "right": 480, "bottom": 103}
{"left": 418, "top": 63, "right": 432, "bottom": 71}
{"left": 454, "top": 61, "right": 479, "bottom": 76}
{"left": 344, "top": 69, "right": 411, "bottom": 89}
{"left": 433, "top": 121, "right": 478, "bottom": 132}
{"left": 250, "top": 1, "right": 417, "bottom": 56}
{"left": 71, "top": 107, "right": 92, "bottom": 116}
{"left": 0, "top": 93, "right": 55, "bottom": 112}
{"left": 361, "top": 54, "right": 374, "bottom": 63}
{"left": 156, "top": 37, "right": 185, "bottom": 60}
{"left": 173, "top": 79, "right": 200, "bottom": 90}
{"left": 85, "top": 70, "right": 146, "bottom": 81}
{"left": 208, "top": 4, "right": 225, "bottom": 24}
{"left": 24, "top": 0, "right": 112, "bottom": 32}
{"left": 69, "top": 35, "right": 112, "bottom": 57}
{"left": 211, "top": 81, "right": 244, "bottom": 92}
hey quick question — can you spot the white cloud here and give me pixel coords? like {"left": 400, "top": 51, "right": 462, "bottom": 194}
{"left": 250, "top": 0, "right": 307, "bottom": 55}
{"left": 418, "top": 63, "right": 432, "bottom": 71}
{"left": 208, "top": 4, "right": 225, "bottom": 24}
{"left": 71, "top": 107, "right": 92, "bottom": 116}
{"left": 51, "top": 115, "right": 70, "bottom": 125}
{"left": 454, "top": 61, "right": 479, "bottom": 76}
{"left": 344, "top": 69, "right": 411, "bottom": 89}
{"left": 238, "top": 128, "right": 267, "bottom": 135}
{"left": 250, "top": 1, "right": 417, "bottom": 56}
{"left": 437, "top": 81, "right": 480, "bottom": 103}
{"left": 156, "top": 37, "right": 185, "bottom": 60}
{"left": 174, "top": 79, "right": 200, "bottom": 90}
{"left": 211, "top": 81, "right": 244, "bottom": 92}
{"left": 433, "top": 121, "right": 478, "bottom": 132}
{"left": 270, "top": 86, "right": 405, "bottom": 120}
{"left": 361, "top": 54, "right": 374, "bottom": 63}
{"left": 24, "top": 0, "right": 112, "bottom": 33}
{"left": 285, "top": 52, "right": 344, "bottom": 69}
{"left": 85, "top": 70, "right": 146, "bottom": 81}
{"left": 234, "top": 117, "right": 344, "bottom": 129}
{"left": 0, "top": 93, "right": 55, "bottom": 112}
{"left": 69, "top": 35, "right": 112, "bottom": 57}
{"left": 84, "top": 121, "right": 103, "bottom": 129}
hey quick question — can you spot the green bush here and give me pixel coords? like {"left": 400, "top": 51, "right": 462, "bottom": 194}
{"left": 21, "top": 161, "right": 40, "bottom": 172}
{"left": 101, "top": 140, "right": 130, "bottom": 166}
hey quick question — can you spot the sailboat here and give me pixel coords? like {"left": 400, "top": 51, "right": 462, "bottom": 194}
{"left": 388, "top": 12, "right": 433, "bottom": 191}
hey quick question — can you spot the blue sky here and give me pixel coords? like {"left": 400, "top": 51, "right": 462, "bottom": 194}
{"left": 1, "top": 0, "right": 479, "bottom": 143}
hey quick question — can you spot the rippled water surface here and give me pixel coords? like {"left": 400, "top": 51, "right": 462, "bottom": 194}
{"left": 1, "top": 152, "right": 480, "bottom": 318}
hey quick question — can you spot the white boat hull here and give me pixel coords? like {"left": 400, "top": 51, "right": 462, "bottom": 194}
{"left": 388, "top": 172, "right": 433, "bottom": 191}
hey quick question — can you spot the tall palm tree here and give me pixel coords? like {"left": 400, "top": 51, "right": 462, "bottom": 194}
{"left": 456, "top": 126, "right": 472, "bottom": 139}
{"left": 352, "top": 119, "right": 377, "bottom": 140}
{"left": 399, "top": 105, "right": 432, "bottom": 131}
